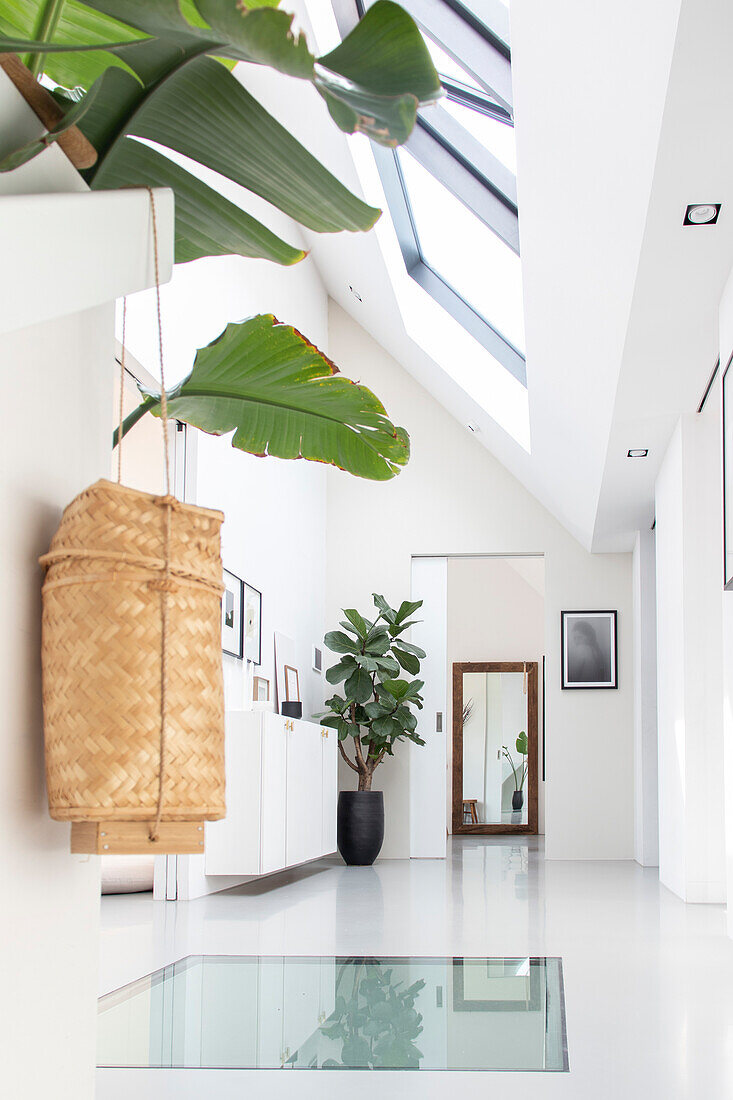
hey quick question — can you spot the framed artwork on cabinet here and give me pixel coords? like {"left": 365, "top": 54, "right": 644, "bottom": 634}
{"left": 284, "top": 664, "right": 301, "bottom": 703}
{"left": 253, "top": 675, "right": 270, "bottom": 702}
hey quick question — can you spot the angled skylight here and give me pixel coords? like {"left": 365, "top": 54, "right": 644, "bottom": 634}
{"left": 339, "top": 0, "right": 524, "bottom": 386}
{"left": 398, "top": 151, "right": 524, "bottom": 353}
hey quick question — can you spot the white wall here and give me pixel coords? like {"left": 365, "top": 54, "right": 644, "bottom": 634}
{"left": 0, "top": 74, "right": 174, "bottom": 1096}
{"left": 655, "top": 406, "right": 726, "bottom": 902}
{"left": 446, "top": 556, "right": 545, "bottom": 833}
{"left": 326, "top": 302, "right": 634, "bottom": 860}
{"left": 632, "top": 529, "right": 659, "bottom": 866}
{"left": 0, "top": 307, "right": 111, "bottom": 1100}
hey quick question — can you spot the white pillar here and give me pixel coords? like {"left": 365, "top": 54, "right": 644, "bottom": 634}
{"left": 410, "top": 556, "right": 448, "bottom": 858}
{"left": 655, "top": 411, "right": 726, "bottom": 902}
{"left": 632, "top": 528, "right": 659, "bottom": 866}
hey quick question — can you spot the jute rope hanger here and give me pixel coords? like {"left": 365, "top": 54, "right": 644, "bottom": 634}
{"left": 117, "top": 187, "right": 174, "bottom": 843}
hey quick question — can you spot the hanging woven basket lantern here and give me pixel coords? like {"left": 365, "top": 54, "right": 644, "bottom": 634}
{"left": 39, "top": 189, "right": 225, "bottom": 855}
{"left": 39, "top": 480, "right": 226, "bottom": 853}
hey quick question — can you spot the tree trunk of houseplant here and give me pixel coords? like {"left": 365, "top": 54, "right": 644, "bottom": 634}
{"left": 337, "top": 733, "right": 385, "bottom": 864}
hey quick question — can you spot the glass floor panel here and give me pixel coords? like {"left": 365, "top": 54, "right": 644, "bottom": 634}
{"left": 98, "top": 955, "right": 568, "bottom": 1072}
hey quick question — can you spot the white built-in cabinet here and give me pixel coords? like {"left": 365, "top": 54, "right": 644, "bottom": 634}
{"left": 206, "top": 712, "right": 338, "bottom": 877}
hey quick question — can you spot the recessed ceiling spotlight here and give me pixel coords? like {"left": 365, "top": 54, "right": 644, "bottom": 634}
{"left": 684, "top": 203, "right": 721, "bottom": 226}
{"left": 627, "top": 448, "right": 649, "bottom": 458}
{"left": 348, "top": 285, "right": 363, "bottom": 302}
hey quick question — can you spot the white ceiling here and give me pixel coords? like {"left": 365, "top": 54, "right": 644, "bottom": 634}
{"left": 287, "top": 0, "right": 733, "bottom": 553}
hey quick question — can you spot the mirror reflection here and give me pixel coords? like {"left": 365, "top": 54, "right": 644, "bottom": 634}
{"left": 461, "top": 671, "right": 529, "bottom": 826}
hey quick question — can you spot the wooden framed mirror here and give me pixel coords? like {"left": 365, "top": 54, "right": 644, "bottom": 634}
{"left": 452, "top": 662, "right": 538, "bottom": 834}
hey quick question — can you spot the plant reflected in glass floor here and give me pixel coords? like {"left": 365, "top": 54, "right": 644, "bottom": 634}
{"left": 316, "top": 958, "right": 426, "bottom": 1069}
{"left": 98, "top": 955, "right": 568, "bottom": 1072}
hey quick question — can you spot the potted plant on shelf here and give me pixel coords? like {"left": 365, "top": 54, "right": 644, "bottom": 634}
{"left": 502, "top": 731, "right": 529, "bottom": 811}
{"left": 317, "top": 594, "right": 426, "bottom": 865}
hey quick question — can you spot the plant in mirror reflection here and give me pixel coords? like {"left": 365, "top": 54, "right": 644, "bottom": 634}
{"left": 462, "top": 698, "right": 474, "bottom": 727}
{"left": 318, "top": 959, "right": 425, "bottom": 1070}
{"left": 502, "top": 730, "right": 528, "bottom": 793}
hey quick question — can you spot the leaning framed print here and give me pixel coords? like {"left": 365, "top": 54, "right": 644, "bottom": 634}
{"left": 561, "top": 610, "right": 617, "bottom": 689}
{"left": 284, "top": 664, "right": 301, "bottom": 703}
{"left": 222, "top": 568, "right": 244, "bottom": 659}
{"left": 243, "top": 582, "right": 262, "bottom": 664}
{"left": 253, "top": 675, "right": 270, "bottom": 702}
{"left": 723, "top": 352, "right": 733, "bottom": 588}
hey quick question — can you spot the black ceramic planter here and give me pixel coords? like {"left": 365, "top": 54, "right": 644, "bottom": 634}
{"left": 512, "top": 790, "right": 524, "bottom": 811}
{"left": 337, "top": 791, "right": 384, "bottom": 866}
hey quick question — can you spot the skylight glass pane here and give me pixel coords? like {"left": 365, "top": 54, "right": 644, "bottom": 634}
{"left": 441, "top": 98, "right": 516, "bottom": 173}
{"left": 425, "top": 36, "right": 484, "bottom": 92}
{"left": 399, "top": 150, "right": 525, "bottom": 353}
{"left": 421, "top": 37, "right": 516, "bottom": 174}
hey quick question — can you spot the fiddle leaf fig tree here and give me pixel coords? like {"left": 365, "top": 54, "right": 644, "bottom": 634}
{"left": 318, "top": 960, "right": 425, "bottom": 1069}
{"left": 317, "top": 594, "right": 426, "bottom": 790}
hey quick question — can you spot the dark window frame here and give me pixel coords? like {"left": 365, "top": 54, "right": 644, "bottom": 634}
{"left": 332, "top": 0, "right": 526, "bottom": 386}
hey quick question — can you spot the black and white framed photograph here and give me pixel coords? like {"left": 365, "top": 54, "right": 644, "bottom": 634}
{"left": 243, "top": 582, "right": 262, "bottom": 664}
{"left": 561, "top": 610, "right": 618, "bottom": 689}
{"left": 221, "top": 568, "right": 243, "bottom": 659}
{"left": 723, "top": 352, "right": 733, "bottom": 588}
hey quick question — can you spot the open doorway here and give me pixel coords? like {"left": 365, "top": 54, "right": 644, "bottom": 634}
{"left": 410, "top": 554, "right": 545, "bottom": 852}
{"left": 446, "top": 555, "right": 544, "bottom": 837}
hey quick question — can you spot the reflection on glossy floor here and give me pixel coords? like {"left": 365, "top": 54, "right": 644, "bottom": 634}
{"left": 99, "top": 953, "right": 567, "bottom": 1071}
{"left": 98, "top": 837, "right": 733, "bottom": 1099}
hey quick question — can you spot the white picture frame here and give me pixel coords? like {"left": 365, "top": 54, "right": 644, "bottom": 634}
{"left": 243, "top": 582, "right": 262, "bottom": 665}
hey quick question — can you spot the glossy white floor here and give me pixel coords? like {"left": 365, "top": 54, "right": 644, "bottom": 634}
{"left": 97, "top": 836, "right": 733, "bottom": 1099}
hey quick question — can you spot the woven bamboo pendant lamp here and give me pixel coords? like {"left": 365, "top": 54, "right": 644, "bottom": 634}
{"left": 39, "top": 190, "right": 226, "bottom": 854}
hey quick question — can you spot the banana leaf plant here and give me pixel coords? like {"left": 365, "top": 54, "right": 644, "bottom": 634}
{"left": 0, "top": 1, "right": 440, "bottom": 481}
{"left": 118, "top": 315, "right": 410, "bottom": 479}
{"left": 0, "top": 0, "right": 440, "bottom": 480}
{"left": 0, "top": 0, "right": 442, "bottom": 265}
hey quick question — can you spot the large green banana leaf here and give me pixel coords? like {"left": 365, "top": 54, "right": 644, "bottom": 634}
{"left": 0, "top": 1, "right": 442, "bottom": 264}
{"left": 116, "top": 315, "right": 410, "bottom": 481}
